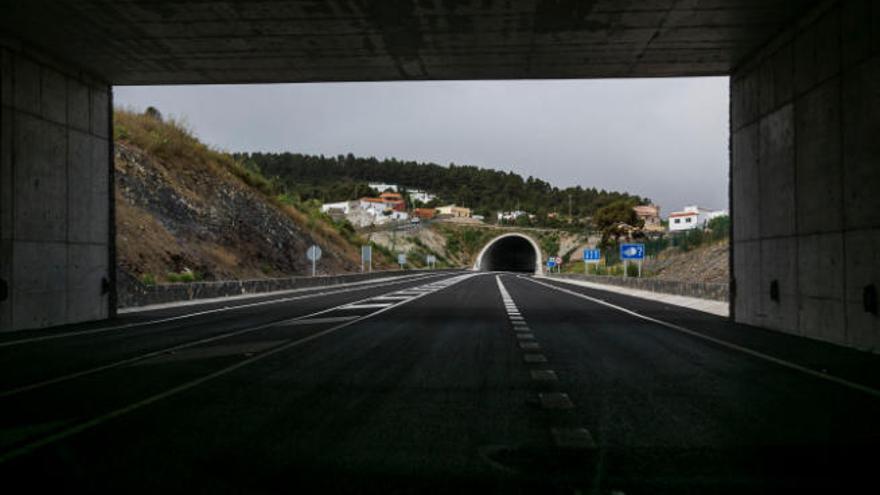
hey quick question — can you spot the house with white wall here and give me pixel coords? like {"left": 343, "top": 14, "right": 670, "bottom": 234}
{"left": 668, "top": 205, "right": 727, "bottom": 232}
{"left": 320, "top": 201, "right": 354, "bottom": 215}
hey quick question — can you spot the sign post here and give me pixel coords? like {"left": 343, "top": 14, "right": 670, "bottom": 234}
{"left": 546, "top": 257, "right": 556, "bottom": 275}
{"left": 619, "top": 243, "right": 645, "bottom": 278}
{"left": 306, "top": 245, "right": 322, "bottom": 277}
{"left": 397, "top": 253, "right": 407, "bottom": 270}
{"left": 361, "top": 245, "right": 372, "bottom": 273}
{"left": 583, "top": 248, "right": 601, "bottom": 275}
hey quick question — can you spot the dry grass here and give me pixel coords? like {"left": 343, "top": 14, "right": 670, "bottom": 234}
{"left": 114, "top": 108, "right": 368, "bottom": 277}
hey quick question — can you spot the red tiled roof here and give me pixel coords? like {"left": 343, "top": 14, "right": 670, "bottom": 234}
{"left": 669, "top": 212, "right": 698, "bottom": 218}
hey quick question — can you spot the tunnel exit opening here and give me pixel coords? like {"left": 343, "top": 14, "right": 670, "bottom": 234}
{"left": 474, "top": 234, "right": 542, "bottom": 275}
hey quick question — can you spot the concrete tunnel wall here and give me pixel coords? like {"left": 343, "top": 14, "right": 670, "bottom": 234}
{"left": 730, "top": 1, "right": 880, "bottom": 352}
{"left": 0, "top": 43, "right": 113, "bottom": 331}
{"left": 0, "top": 0, "right": 877, "bottom": 355}
{"left": 473, "top": 233, "right": 543, "bottom": 275}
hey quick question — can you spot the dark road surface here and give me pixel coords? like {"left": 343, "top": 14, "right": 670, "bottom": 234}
{"left": 1, "top": 272, "right": 878, "bottom": 494}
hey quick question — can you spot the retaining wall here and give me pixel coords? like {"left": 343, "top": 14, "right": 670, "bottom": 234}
{"left": 552, "top": 274, "right": 729, "bottom": 302}
{"left": 117, "top": 269, "right": 460, "bottom": 309}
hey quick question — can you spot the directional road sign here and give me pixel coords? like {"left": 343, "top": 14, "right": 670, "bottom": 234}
{"left": 546, "top": 257, "right": 556, "bottom": 268}
{"left": 583, "top": 248, "right": 601, "bottom": 263}
{"left": 620, "top": 243, "right": 645, "bottom": 260}
{"left": 397, "top": 253, "right": 407, "bottom": 267}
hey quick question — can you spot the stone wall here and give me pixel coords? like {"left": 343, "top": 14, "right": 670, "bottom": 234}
{"left": 730, "top": 0, "right": 879, "bottom": 351}
{"left": 552, "top": 274, "right": 729, "bottom": 302}
{"left": 0, "top": 43, "right": 112, "bottom": 331}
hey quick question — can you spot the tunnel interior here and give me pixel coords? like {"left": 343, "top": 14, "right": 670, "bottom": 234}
{"left": 479, "top": 236, "right": 539, "bottom": 273}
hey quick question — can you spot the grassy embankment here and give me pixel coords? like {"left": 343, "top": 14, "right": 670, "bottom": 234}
{"left": 114, "top": 109, "right": 393, "bottom": 283}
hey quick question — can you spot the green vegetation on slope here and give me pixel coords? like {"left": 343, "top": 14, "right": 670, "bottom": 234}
{"left": 233, "top": 152, "right": 648, "bottom": 226}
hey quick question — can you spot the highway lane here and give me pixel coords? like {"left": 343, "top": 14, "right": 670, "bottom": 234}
{"left": 0, "top": 271, "right": 460, "bottom": 392}
{"left": 503, "top": 275, "right": 880, "bottom": 493}
{"left": 1, "top": 272, "right": 879, "bottom": 493}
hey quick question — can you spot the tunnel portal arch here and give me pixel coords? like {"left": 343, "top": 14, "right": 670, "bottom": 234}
{"left": 473, "top": 233, "right": 543, "bottom": 275}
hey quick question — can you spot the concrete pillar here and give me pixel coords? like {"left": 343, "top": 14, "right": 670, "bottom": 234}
{"left": 731, "top": 0, "right": 880, "bottom": 352}
{"left": 0, "top": 43, "right": 113, "bottom": 331}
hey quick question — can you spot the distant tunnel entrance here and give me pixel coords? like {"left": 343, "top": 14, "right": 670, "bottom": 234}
{"left": 474, "top": 234, "right": 542, "bottom": 274}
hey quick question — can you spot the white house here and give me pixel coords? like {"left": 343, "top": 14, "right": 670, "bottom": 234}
{"left": 408, "top": 190, "right": 436, "bottom": 204}
{"left": 320, "top": 201, "right": 353, "bottom": 215}
{"left": 368, "top": 183, "right": 398, "bottom": 193}
{"left": 497, "top": 210, "right": 529, "bottom": 222}
{"left": 668, "top": 205, "right": 727, "bottom": 232}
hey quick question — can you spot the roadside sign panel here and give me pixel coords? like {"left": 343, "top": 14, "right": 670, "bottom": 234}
{"left": 361, "top": 245, "right": 372, "bottom": 272}
{"left": 397, "top": 253, "right": 407, "bottom": 267}
{"left": 546, "top": 258, "right": 556, "bottom": 268}
{"left": 620, "top": 243, "right": 645, "bottom": 260}
{"left": 307, "top": 245, "right": 322, "bottom": 277}
{"left": 306, "top": 245, "right": 322, "bottom": 261}
{"left": 583, "top": 248, "right": 601, "bottom": 263}
{"left": 555, "top": 256, "right": 562, "bottom": 264}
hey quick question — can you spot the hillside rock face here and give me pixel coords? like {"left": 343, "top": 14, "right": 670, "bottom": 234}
{"left": 645, "top": 240, "right": 729, "bottom": 284}
{"left": 115, "top": 142, "right": 359, "bottom": 284}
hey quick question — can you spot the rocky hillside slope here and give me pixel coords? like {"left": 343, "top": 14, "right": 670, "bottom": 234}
{"left": 644, "top": 240, "right": 729, "bottom": 284}
{"left": 114, "top": 109, "right": 373, "bottom": 285}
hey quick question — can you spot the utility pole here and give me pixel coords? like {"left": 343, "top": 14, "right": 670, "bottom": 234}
{"left": 568, "top": 194, "right": 572, "bottom": 220}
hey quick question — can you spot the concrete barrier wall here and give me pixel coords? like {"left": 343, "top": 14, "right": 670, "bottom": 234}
{"left": 0, "top": 43, "right": 112, "bottom": 331}
{"left": 117, "top": 269, "right": 461, "bottom": 309}
{"left": 730, "top": 1, "right": 880, "bottom": 352}
{"left": 551, "top": 274, "right": 729, "bottom": 302}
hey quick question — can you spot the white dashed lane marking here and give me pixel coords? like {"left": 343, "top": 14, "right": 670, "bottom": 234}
{"left": 551, "top": 428, "right": 596, "bottom": 449}
{"left": 530, "top": 370, "right": 558, "bottom": 381}
{"left": 539, "top": 393, "right": 574, "bottom": 410}
{"left": 523, "top": 354, "right": 548, "bottom": 363}
{"left": 497, "top": 275, "right": 598, "bottom": 452}
{"left": 339, "top": 303, "right": 395, "bottom": 310}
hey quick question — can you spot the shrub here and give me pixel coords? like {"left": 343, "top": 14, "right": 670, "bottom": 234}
{"left": 139, "top": 273, "right": 157, "bottom": 286}
{"left": 167, "top": 269, "right": 200, "bottom": 283}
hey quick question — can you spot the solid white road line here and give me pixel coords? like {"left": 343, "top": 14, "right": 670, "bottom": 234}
{"left": 524, "top": 276, "right": 880, "bottom": 399}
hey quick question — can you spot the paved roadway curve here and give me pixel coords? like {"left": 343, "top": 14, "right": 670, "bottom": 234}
{"left": 1, "top": 271, "right": 878, "bottom": 494}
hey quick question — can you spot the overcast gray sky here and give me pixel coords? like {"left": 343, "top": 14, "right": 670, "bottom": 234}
{"left": 115, "top": 77, "right": 729, "bottom": 214}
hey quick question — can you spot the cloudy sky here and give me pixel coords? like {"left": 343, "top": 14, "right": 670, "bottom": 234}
{"left": 115, "top": 77, "right": 729, "bottom": 214}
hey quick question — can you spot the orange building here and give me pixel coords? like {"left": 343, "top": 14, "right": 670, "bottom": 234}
{"left": 379, "top": 192, "right": 406, "bottom": 212}
{"left": 413, "top": 208, "right": 436, "bottom": 220}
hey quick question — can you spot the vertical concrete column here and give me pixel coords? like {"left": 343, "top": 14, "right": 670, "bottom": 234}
{"left": 0, "top": 44, "right": 113, "bottom": 331}
{"left": 731, "top": 1, "right": 880, "bottom": 352}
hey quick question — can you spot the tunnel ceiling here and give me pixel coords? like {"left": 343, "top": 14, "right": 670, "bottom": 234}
{"left": 0, "top": 1, "right": 819, "bottom": 85}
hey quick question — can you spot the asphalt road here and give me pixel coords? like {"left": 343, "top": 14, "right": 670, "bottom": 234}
{"left": 1, "top": 271, "right": 878, "bottom": 494}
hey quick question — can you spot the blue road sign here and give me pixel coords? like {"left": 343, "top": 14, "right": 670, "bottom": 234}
{"left": 620, "top": 243, "right": 645, "bottom": 260}
{"left": 546, "top": 258, "right": 556, "bottom": 268}
{"left": 583, "top": 248, "right": 601, "bottom": 263}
